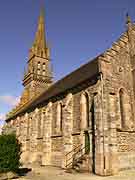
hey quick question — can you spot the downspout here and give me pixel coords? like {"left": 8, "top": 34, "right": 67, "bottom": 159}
{"left": 100, "top": 71, "right": 106, "bottom": 174}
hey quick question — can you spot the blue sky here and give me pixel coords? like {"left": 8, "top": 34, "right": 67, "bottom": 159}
{"left": 0, "top": 0, "right": 135, "bottom": 123}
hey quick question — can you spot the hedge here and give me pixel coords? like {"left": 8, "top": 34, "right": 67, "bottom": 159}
{"left": 0, "top": 134, "right": 21, "bottom": 173}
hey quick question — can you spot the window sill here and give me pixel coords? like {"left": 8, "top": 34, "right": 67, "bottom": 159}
{"left": 36, "top": 137, "right": 43, "bottom": 140}
{"left": 117, "top": 128, "right": 135, "bottom": 133}
{"left": 72, "top": 131, "right": 81, "bottom": 135}
{"left": 51, "top": 134, "right": 62, "bottom": 138}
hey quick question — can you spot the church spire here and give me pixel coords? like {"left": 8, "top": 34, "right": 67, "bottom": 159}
{"left": 23, "top": 7, "right": 53, "bottom": 100}
{"left": 30, "top": 8, "right": 49, "bottom": 59}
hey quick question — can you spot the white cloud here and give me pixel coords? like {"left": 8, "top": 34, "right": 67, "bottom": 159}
{"left": 0, "top": 95, "right": 20, "bottom": 106}
{"left": 0, "top": 123, "right": 4, "bottom": 135}
{"left": 0, "top": 113, "right": 6, "bottom": 121}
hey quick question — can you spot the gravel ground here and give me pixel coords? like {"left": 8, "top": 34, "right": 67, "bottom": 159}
{"left": 12, "top": 166, "right": 135, "bottom": 180}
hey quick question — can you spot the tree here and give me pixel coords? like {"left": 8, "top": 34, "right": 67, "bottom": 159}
{"left": 0, "top": 134, "right": 21, "bottom": 173}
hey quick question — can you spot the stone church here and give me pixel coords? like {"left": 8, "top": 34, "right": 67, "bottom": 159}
{"left": 3, "top": 10, "right": 135, "bottom": 176}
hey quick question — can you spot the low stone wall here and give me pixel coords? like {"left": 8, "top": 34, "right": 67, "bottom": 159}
{"left": 117, "top": 132, "right": 135, "bottom": 152}
{"left": 117, "top": 132, "right": 135, "bottom": 170}
{"left": 51, "top": 137, "right": 63, "bottom": 152}
{"left": 118, "top": 152, "right": 135, "bottom": 170}
{"left": 51, "top": 152, "right": 63, "bottom": 167}
{"left": 72, "top": 134, "right": 81, "bottom": 147}
{"left": 51, "top": 137, "right": 63, "bottom": 166}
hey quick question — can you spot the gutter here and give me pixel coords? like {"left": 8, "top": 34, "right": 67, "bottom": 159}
{"left": 100, "top": 72, "right": 106, "bottom": 173}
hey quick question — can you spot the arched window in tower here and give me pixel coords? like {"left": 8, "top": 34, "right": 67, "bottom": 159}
{"left": 80, "top": 93, "right": 89, "bottom": 130}
{"left": 119, "top": 89, "right": 126, "bottom": 129}
{"left": 38, "top": 61, "right": 40, "bottom": 69}
{"left": 37, "top": 69, "right": 40, "bottom": 75}
{"left": 43, "top": 63, "right": 46, "bottom": 70}
{"left": 37, "top": 62, "right": 41, "bottom": 75}
{"left": 42, "top": 63, "right": 46, "bottom": 76}
{"left": 43, "top": 70, "right": 45, "bottom": 76}
{"left": 56, "top": 103, "right": 63, "bottom": 133}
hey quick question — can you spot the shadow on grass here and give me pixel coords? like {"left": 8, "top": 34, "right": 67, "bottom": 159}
{"left": 16, "top": 168, "right": 32, "bottom": 177}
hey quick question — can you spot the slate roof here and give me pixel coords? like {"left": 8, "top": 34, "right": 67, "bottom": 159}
{"left": 6, "top": 56, "right": 100, "bottom": 121}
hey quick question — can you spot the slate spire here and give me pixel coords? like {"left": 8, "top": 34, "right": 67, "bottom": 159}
{"left": 30, "top": 7, "right": 49, "bottom": 58}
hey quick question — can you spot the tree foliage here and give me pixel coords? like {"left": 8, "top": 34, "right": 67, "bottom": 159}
{"left": 0, "top": 134, "right": 21, "bottom": 173}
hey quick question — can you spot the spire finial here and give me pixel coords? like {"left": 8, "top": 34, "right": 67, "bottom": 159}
{"left": 34, "top": 7, "right": 46, "bottom": 48}
{"left": 126, "top": 13, "right": 132, "bottom": 25}
{"left": 30, "top": 6, "right": 48, "bottom": 58}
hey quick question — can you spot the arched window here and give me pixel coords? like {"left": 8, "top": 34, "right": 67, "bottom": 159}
{"left": 26, "top": 116, "right": 30, "bottom": 140}
{"left": 16, "top": 117, "right": 20, "bottom": 137}
{"left": 43, "top": 63, "right": 46, "bottom": 70}
{"left": 119, "top": 89, "right": 133, "bottom": 130}
{"left": 119, "top": 89, "right": 125, "bottom": 129}
{"left": 37, "top": 111, "right": 42, "bottom": 138}
{"left": 80, "top": 93, "right": 89, "bottom": 129}
{"left": 56, "top": 103, "right": 62, "bottom": 132}
{"left": 25, "top": 115, "right": 30, "bottom": 151}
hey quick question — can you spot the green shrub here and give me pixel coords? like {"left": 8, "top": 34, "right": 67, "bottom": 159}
{"left": 0, "top": 134, "right": 21, "bottom": 173}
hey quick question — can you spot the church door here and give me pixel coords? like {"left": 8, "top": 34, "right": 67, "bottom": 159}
{"left": 85, "top": 131, "right": 90, "bottom": 154}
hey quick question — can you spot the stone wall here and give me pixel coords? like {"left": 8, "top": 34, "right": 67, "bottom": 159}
{"left": 117, "top": 132, "right": 135, "bottom": 170}
{"left": 5, "top": 28, "right": 135, "bottom": 175}
{"left": 117, "top": 132, "right": 135, "bottom": 152}
{"left": 97, "top": 29, "right": 135, "bottom": 175}
{"left": 72, "top": 134, "right": 81, "bottom": 148}
{"left": 4, "top": 78, "right": 100, "bottom": 169}
{"left": 51, "top": 136, "right": 63, "bottom": 166}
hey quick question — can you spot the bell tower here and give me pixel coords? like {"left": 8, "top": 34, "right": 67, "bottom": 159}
{"left": 22, "top": 9, "right": 53, "bottom": 101}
